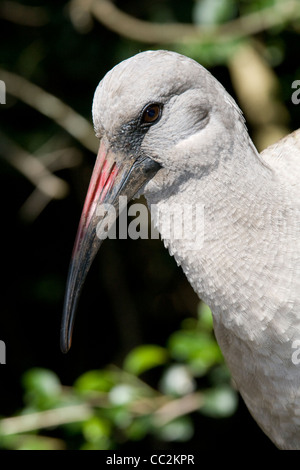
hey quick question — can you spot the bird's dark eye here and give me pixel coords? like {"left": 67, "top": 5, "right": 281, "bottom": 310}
{"left": 141, "top": 103, "right": 162, "bottom": 125}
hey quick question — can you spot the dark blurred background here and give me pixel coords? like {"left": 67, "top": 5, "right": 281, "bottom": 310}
{"left": 0, "top": 0, "right": 299, "bottom": 450}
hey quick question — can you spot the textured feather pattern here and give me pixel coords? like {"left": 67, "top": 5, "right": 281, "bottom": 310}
{"left": 92, "top": 50, "right": 300, "bottom": 449}
{"left": 145, "top": 128, "right": 300, "bottom": 449}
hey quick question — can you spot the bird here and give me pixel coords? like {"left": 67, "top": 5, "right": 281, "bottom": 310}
{"left": 61, "top": 50, "right": 300, "bottom": 449}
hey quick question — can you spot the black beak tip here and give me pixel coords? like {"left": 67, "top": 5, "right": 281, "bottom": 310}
{"left": 60, "top": 333, "right": 71, "bottom": 354}
{"left": 60, "top": 322, "right": 71, "bottom": 353}
{"left": 60, "top": 299, "right": 73, "bottom": 354}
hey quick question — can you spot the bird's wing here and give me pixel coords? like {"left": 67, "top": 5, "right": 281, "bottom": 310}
{"left": 260, "top": 129, "right": 300, "bottom": 193}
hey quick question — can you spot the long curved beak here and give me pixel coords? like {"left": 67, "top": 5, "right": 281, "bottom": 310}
{"left": 60, "top": 139, "right": 161, "bottom": 353}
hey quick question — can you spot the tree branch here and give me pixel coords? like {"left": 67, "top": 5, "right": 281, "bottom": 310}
{"left": 0, "top": 404, "right": 93, "bottom": 435}
{"left": 153, "top": 392, "right": 203, "bottom": 427}
{"left": 228, "top": 43, "right": 290, "bottom": 150}
{"left": 0, "top": 1, "right": 49, "bottom": 27}
{"left": 71, "top": 0, "right": 300, "bottom": 44}
{"left": 0, "top": 132, "right": 70, "bottom": 200}
{"left": 0, "top": 133, "right": 83, "bottom": 220}
{"left": 0, "top": 68, "right": 98, "bottom": 153}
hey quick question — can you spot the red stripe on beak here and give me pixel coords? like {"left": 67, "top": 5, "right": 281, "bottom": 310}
{"left": 72, "top": 140, "right": 118, "bottom": 258}
{"left": 61, "top": 139, "right": 161, "bottom": 353}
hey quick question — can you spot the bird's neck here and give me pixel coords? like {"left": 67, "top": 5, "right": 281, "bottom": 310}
{"left": 145, "top": 136, "right": 284, "bottom": 338}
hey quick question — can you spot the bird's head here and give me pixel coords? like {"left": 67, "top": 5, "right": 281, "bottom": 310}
{"left": 61, "top": 50, "right": 245, "bottom": 352}
{"left": 93, "top": 50, "right": 244, "bottom": 177}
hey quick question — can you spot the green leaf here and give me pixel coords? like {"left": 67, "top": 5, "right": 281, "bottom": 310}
{"left": 126, "top": 416, "right": 151, "bottom": 441}
{"left": 197, "top": 302, "right": 214, "bottom": 330}
{"left": 75, "top": 370, "right": 116, "bottom": 394}
{"left": 123, "top": 345, "right": 168, "bottom": 376}
{"left": 193, "top": 0, "right": 237, "bottom": 26}
{"left": 81, "top": 416, "right": 113, "bottom": 450}
{"left": 156, "top": 417, "right": 194, "bottom": 442}
{"left": 159, "top": 365, "right": 196, "bottom": 396}
{"left": 168, "top": 330, "right": 222, "bottom": 364}
{"left": 22, "top": 368, "right": 62, "bottom": 409}
{"left": 176, "top": 38, "right": 244, "bottom": 67}
{"left": 108, "top": 384, "right": 139, "bottom": 406}
{"left": 201, "top": 385, "right": 238, "bottom": 418}
{"left": 82, "top": 416, "right": 111, "bottom": 444}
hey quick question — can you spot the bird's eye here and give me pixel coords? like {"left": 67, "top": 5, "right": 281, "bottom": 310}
{"left": 141, "top": 103, "right": 162, "bottom": 125}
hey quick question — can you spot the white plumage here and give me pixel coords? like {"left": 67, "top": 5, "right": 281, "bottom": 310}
{"left": 62, "top": 50, "right": 300, "bottom": 449}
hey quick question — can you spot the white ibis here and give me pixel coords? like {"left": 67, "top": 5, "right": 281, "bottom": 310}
{"left": 61, "top": 50, "right": 300, "bottom": 449}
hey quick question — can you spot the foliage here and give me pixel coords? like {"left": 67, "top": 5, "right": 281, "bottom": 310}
{"left": 0, "top": 304, "right": 237, "bottom": 450}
